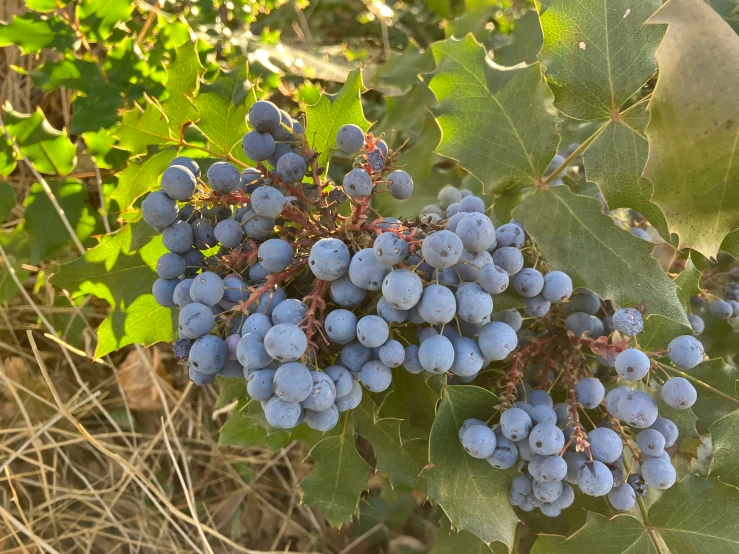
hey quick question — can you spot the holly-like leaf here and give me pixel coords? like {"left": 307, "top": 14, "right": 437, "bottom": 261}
{"left": 674, "top": 256, "right": 702, "bottom": 309}
{"left": 583, "top": 105, "right": 668, "bottom": 238}
{"left": 109, "top": 148, "right": 177, "bottom": 213}
{"left": 709, "top": 409, "right": 739, "bottom": 489}
{"left": 194, "top": 66, "right": 256, "bottom": 159}
{"left": 638, "top": 315, "right": 690, "bottom": 353}
{"left": 533, "top": 513, "right": 654, "bottom": 553}
{"left": 116, "top": 102, "right": 172, "bottom": 155}
{"left": 2, "top": 107, "right": 76, "bottom": 175}
{"left": 161, "top": 45, "right": 201, "bottom": 136}
{"left": 683, "top": 358, "right": 739, "bottom": 433}
{"left": 220, "top": 401, "right": 289, "bottom": 450}
{"left": 23, "top": 179, "right": 96, "bottom": 263}
{"left": 300, "top": 416, "right": 370, "bottom": 527}
{"left": 539, "top": 0, "right": 663, "bottom": 120}
{"left": 355, "top": 396, "right": 428, "bottom": 490}
{"left": 493, "top": 9, "right": 544, "bottom": 67}
{"left": 52, "top": 220, "right": 178, "bottom": 357}
{"left": 429, "top": 35, "right": 559, "bottom": 194}
{"left": 514, "top": 188, "right": 688, "bottom": 325}
{"left": 431, "top": 518, "right": 505, "bottom": 554}
{"left": 536, "top": 475, "right": 739, "bottom": 553}
{"left": 722, "top": 229, "right": 739, "bottom": 259}
{"left": 644, "top": 0, "right": 739, "bottom": 258}
{"left": 424, "top": 386, "right": 517, "bottom": 549}
{"left": 78, "top": 0, "right": 134, "bottom": 42}
{"left": 0, "top": 12, "right": 76, "bottom": 54}
{"left": 304, "top": 68, "right": 370, "bottom": 169}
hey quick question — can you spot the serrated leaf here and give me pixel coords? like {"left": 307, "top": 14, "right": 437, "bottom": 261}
{"left": 684, "top": 358, "right": 739, "bottom": 433}
{"left": 23, "top": 179, "right": 96, "bottom": 263}
{"left": 674, "top": 256, "right": 702, "bottom": 309}
{"left": 722, "top": 229, "right": 739, "bottom": 258}
{"left": 0, "top": 181, "right": 15, "bottom": 222}
{"left": 513, "top": 188, "right": 688, "bottom": 325}
{"left": 2, "top": 107, "right": 76, "bottom": 175}
{"left": 644, "top": 0, "right": 739, "bottom": 258}
{"left": 378, "top": 370, "right": 440, "bottom": 432}
{"left": 424, "top": 386, "right": 517, "bottom": 549}
{"left": 52, "top": 220, "right": 178, "bottom": 357}
{"left": 493, "top": 9, "right": 544, "bottom": 67}
{"left": 709, "top": 409, "right": 739, "bottom": 489}
{"left": 300, "top": 416, "right": 370, "bottom": 527}
{"left": 116, "top": 102, "right": 172, "bottom": 155}
{"left": 355, "top": 396, "right": 428, "bottom": 490}
{"left": 431, "top": 520, "right": 504, "bottom": 554}
{"left": 649, "top": 474, "right": 739, "bottom": 552}
{"left": 194, "top": 66, "right": 256, "bottom": 159}
{"left": 429, "top": 35, "right": 559, "bottom": 193}
{"left": 305, "top": 68, "right": 370, "bottom": 168}
{"left": 219, "top": 401, "right": 288, "bottom": 450}
{"left": 109, "top": 148, "right": 177, "bottom": 212}
{"left": 539, "top": 0, "right": 663, "bottom": 120}
{"left": 536, "top": 475, "right": 739, "bottom": 553}
{"left": 583, "top": 106, "right": 668, "bottom": 238}
{"left": 533, "top": 513, "right": 655, "bottom": 553}
{"left": 161, "top": 45, "right": 201, "bottom": 136}
{"left": 78, "top": 0, "right": 134, "bottom": 41}
{"left": 215, "top": 376, "right": 246, "bottom": 409}
{"left": 0, "top": 12, "right": 76, "bottom": 54}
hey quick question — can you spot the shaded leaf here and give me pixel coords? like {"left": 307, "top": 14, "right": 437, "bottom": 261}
{"left": 674, "top": 255, "right": 702, "bottom": 309}
{"left": 109, "top": 148, "right": 177, "bottom": 213}
{"left": 305, "top": 68, "right": 370, "bottom": 168}
{"left": 0, "top": 181, "right": 15, "bottom": 222}
{"left": 721, "top": 229, "right": 739, "bottom": 258}
{"left": 493, "top": 9, "right": 544, "bottom": 67}
{"left": 583, "top": 106, "right": 668, "bottom": 238}
{"left": 3, "top": 107, "right": 76, "bottom": 175}
{"left": 684, "top": 358, "right": 739, "bottom": 433}
{"left": 424, "top": 386, "right": 517, "bottom": 549}
{"left": 709, "top": 409, "right": 739, "bottom": 490}
{"left": 0, "top": 12, "right": 76, "bottom": 54}
{"left": 539, "top": 0, "right": 663, "bottom": 120}
{"left": 533, "top": 513, "right": 655, "bottom": 554}
{"left": 194, "top": 66, "right": 256, "bottom": 159}
{"left": 219, "top": 401, "right": 288, "bottom": 450}
{"left": 355, "top": 396, "right": 428, "bottom": 489}
{"left": 52, "top": 220, "right": 178, "bottom": 357}
{"left": 301, "top": 416, "right": 370, "bottom": 527}
{"left": 429, "top": 35, "right": 559, "bottom": 193}
{"left": 644, "top": 0, "right": 739, "bottom": 258}
{"left": 513, "top": 188, "right": 688, "bottom": 325}
{"left": 116, "top": 102, "right": 172, "bottom": 155}
{"left": 23, "top": 179, "right": 96, "bottom": 263}
{"left": 638, "top": 315, "right": 690, "bottom": 353}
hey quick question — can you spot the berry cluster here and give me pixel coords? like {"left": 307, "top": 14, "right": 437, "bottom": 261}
{"left": 458, "top": 295, "right": 703, "bottom": 517}
{"left": 688, "top": 267, "right": 739, "bottom": 332}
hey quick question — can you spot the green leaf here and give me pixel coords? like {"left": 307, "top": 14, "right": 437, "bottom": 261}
{"left": 683, "top": 358, "right": 739, "bottom": 433}
{"left": 109, "top": 148, "right": 177, "bottom": 213}
{"left": 219, "top": 401, "right": 288, "bottom": 450}
{"left": 583, "top": 106, "right": 668, "bottom": 238}
{"left": 0, "top": 12, "right": 76, "bottom": 54}
{"left": 25, "top": 0, "right": 71, "bottom": 12}
{"left": 513, "top": 188, "right": 688, "bottom": 325}
{"left": 378, "top": 370, "right": 441, "bottom": 432}
{"left": 429, "top": 35, "right": 559, "bottom": 193}
{"left": 644, "top": 0, "right": 739, "bottom": 258}
{"left": 300, "top": 416, "right": 370, "bottom": 527}
{"left": 536, "top": 475, "right": 739, "bottom": 553}
{"left": 493, "top": 9, "right": 544, "bottom": 67}
{"left": 215, "top": 376, "right": 246, "bottom": 409}
{"left": 52, "top": 220, "right": 178, "bottom": 357}
{"left": 638, "top": 315, "right": 691, "bottom": 353}
{"left": 304, "top": 68, "right": 370, "bottom": 169}
{"left": 78, "top": 0, "right": 134, "bottom": 41}
{"left": 0, "top": 250, "right": 30, "bottom": 304}
{"left": 539, "top": 0, "right": 663, "bottom": 120}
{"left": 431, "top": 519, "right": 504, "bottom": 554}
{"left": 194, "top": 66, "right": 256, "bottom": 159}
{"left": 424, "top": 386, "right": 517, "bottom": 549}
{"left": 649, "top": 474, "right": 739, "bottom": 552}
{"left": 710, "top": 408, "right": 739, "bottom": 490}
{"left": 161, "top": 45, "right": 201, "bottom": 136}
{"left": 674, "top": 255, "right": 702, "bottom": 309}
{"left": 722, "top": 229, "right": 739, "bottom": 258}
{"left": 355, "top": 396, "right": 428, "bottom": 490}
{"left": 116, "top": 102, "right": 173, "bottom": 155}
{"left": 533, "top": 513, "right": 656, "bottom": 554}
{"left": 3, "top": 107, "right": 76, "bottom": 175}
{"left": 23, "top": 179, "right": 96, "bottom": 263}
{"left": 0, "top": 181, "right": 15, "bottom": 222}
